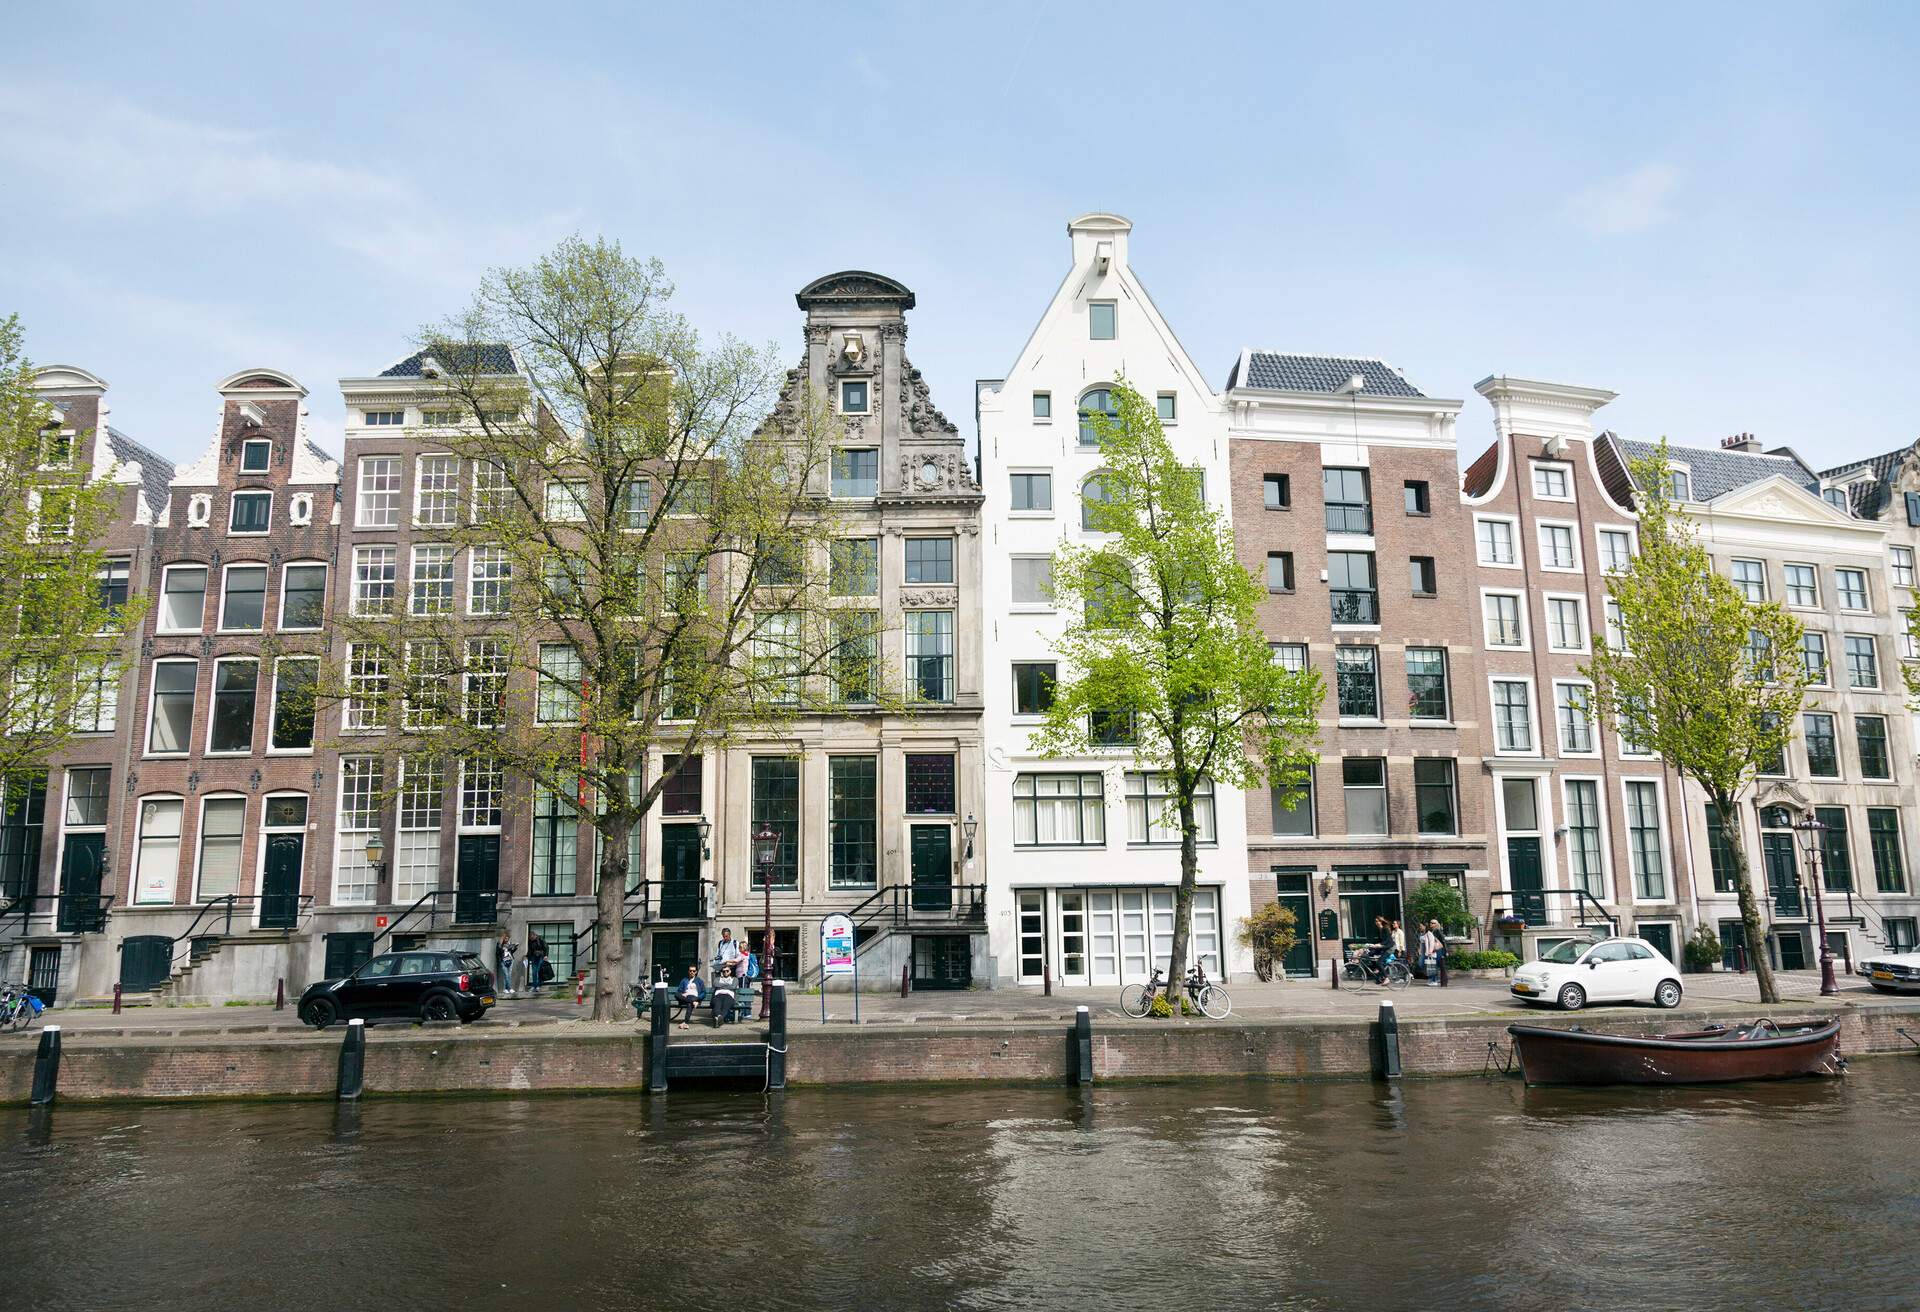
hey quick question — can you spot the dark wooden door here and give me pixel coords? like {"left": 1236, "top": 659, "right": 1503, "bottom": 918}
{"left": 57, "top": 833, "right": 105, "bottom": 932}
{"left": 27, "top": 945, "right": 59, "bottom": 1004}
{"left": 1507, "top": 838, "right": 1544, "bottom": 926}
{"left": 1777, "top": 930, "right": 1808, "bottom": 971}
{"left": 912, "top": 934, "right": 971, "bottom": 989}
{"left": 455, "top": 835, "right": 500, "bottom": 924}
{"left": 119, "top": 935, "right": 173, "bottom": 992}
{"left": 910, "top": 825, "right": 952, "bottom": 913}
{"left": 324, "top": 933, "right": 373, "bottom": 979}
{"left": 1763, "top": 835, "right": 1802, "bottom": 917}
{"left": 658, "top": 824, "right": 702, "bottom": 919}
{"left": 1638, "top": 922, "right": 1675, "bottom": 967}
{"left": 649, "top": 930, "right": 699, "bottom": 987}
{"left": 260, "top": 833, "right": 302, "bottom": 929}
{"left": 1276, "top": 892, "right": 1315, "bottom": 977}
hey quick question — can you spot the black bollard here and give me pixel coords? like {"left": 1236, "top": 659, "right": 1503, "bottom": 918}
{"left": 1044, "top": 964, "right": 1052, "bottom": 997}
{"left": 29, "top": 1025, "right": 61, "bottom": 1106}
{"left": 648, "top": 981, "right": 669, "bottom": 1093}
{"left": 1331, "top": 944, "right": 1341, "bottom": 990}
{"left": 275, "top": 977, "right": 285, "bottom": 1010}
{"left": 767, "top": 980, "right": 787, "bottom": 1090}
{"left": 112, "top": 982, "right": 122, "bottom": 1015}
{"left": 1072, "top": 1006, "right": 1093, "bottom": 1086}
{"left": 337, "top": 1017, "right": 366, "bottom": 1101}
{"left": 1375, "top": 999, "right": 1401, "bottom": 1080}
{"left": 1437, "top": 951, "right": 1449, "bottom": 988}
{"left": 900, "top": 964, "right": 910, "bottom": 998}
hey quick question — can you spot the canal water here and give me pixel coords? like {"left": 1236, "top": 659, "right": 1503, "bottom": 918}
{"left": 4, "top": 1060, "right": 1917, "bottom": 1311}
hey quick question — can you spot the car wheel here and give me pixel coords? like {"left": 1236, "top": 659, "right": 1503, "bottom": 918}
{"left": 1557, "top": 983, "right": 1586, "bottom": 1012}
{"left": 300, "top": 998, "right": 337, "bottom": 1029}
{"left": 421, "top": 992, "right": 458, "bottom": 1023}
{"left": 1654, "top": 979, "right": 1683, "bottom": 1009}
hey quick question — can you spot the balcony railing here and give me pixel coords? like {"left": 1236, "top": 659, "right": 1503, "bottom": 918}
{"left": 1330, "top": 591, "right": 1378, "bottom": 625}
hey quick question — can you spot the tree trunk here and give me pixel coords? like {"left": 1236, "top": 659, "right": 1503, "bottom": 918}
{"left": 593, "top": 809, "right": 634, "bottom": 1022}
{"left": 1716, "top": 790, "right": 1780, "bottom": 1005}
{"left": 1163, "top": 794, "right": 1199, "bottom": 1006}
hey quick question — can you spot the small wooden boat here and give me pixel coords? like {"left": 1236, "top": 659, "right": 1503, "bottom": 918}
{"left": 1507, "top": 1017, "right": 1844, "bottom": 1087}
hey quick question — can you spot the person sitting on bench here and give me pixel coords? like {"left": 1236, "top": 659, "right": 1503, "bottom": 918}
{"left": 672, "top": 963, "right": 706, "bottom": 1029}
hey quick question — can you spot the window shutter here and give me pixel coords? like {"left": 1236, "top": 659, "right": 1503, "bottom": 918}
{"left": 1906, "top": 491, "right": 1920, "bottom": 526}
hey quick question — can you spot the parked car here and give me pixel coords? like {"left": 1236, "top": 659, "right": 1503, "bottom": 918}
{"left": 1860, "top": 951, "right": 1920, "bottom": 993}
{"left": 299, "top": 949, "right": 495, "bottom": 1027}
{"left": 1508, "top": 936, "right": 1684, "bottom": 1012}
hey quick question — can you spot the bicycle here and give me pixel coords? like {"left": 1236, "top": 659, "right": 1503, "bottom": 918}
{"left": 0, "top": 981, "right": 42, "bottom": 1031}
{"left": 1121, "top": 963, "right": 1232, "bottom": 1019}
{"left": 1342, "top": 948, "right": 1411, "bottom": 990}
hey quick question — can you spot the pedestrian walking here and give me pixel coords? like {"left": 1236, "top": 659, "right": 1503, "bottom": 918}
{"left": 1428, "top": 918, "right": 1449, "bottom": 987}
{"left": 1419, "top": 922, "right": 1443, "bottom": 987}
{"left": 496, "top": 931, "right": 518, "bottom": 997}
{"left": 1390, "top": 920, "right": 1407, "bottom": 961}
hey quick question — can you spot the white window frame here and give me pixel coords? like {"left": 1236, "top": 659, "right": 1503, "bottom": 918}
{"left": 277, "top": 560, "right": 328, "bottom": 631}
{"left": 130, "top": 794, "right": 185, "bottom": 905}
{"left": 351, "top": 545, "right": 398, "bottom": 616}
{"left": 1603, "top": 597, "right": 1629, "bottom": 654}
{"left": 468, "top": 546, "right": 510, "bottom": 615}
{"left": 1530, "top": 461, "right": 1574, "bottom": 502}
{"left": 217, "top": 561, "right": 269, "bottom": 634}
{"left": 1489, "top": 677, "right": 1539, "bottom": 756}
{"left": 1553, "top": 678, "right": 1599, "bottom": 757}
{"left": 1474, "top": 514, "right": 1520, "bottom": 569}
{"left": 459, "top": 758, "right": 505, "bottom": 833}
{"left": 1480, "top": 588, "right": 1529, "bottom": 651}
{"left": 544, "top": 478, "right": 588, "bottom": 523}
{"left": 155, "top": 563, "right": 209, "bottom": 635}
{"left": 838, "top": 378, "right": 871, "bottom": 415}
{"left": 144, "top": 657, "right": 199, "bottom": 758}
{"left": 333, "top": 757, "right": 381, "bottom": 906}
{"left": 413, "top": 452, "right": 461, "bottom": 528}
{"left": 1007, "top": 467, "right": 1053, "bottom": 517}
{"left": 204, "top": 655, "right": 259, "bottom": 756}
{"left": 1595, "top": 525, "right": 1636, "bottom": 573}
{"left": 1156, "top": 392, "right": 1178, "bottom": 424}
{"left": 1783, "top": 562, "right": 1820, "bottom": 609}
{"left": 191, "top": 793, "right": 249, "bottom": 904}
{"left": 1844, "top": 633, "right": 1881, "bottom": 690}
{"left": 1835, "top": 567, "right": 1871, "bottom": 613}
{"left": 356, "top": 456, "right": 401, "bottom": 528}
{"left": 267, "top": 656, "right": 318, "bottom": 755}
{"left": 227, "top": 490, "right": 272, "bottom": 536}
{"left": 1536, "top": 519, "right": 1579, "bottom": 573}
{"left": 239, "top": 438, "right": 272, "bottom": 473}
{"left": 1559, "top": 775, "right": 1613, "bottom": 904}
{"left": 409, "top": 544, "right": 456, "bottom": 617}
{"left": 1010, "top": 555, "right": 1055, "bottom": 611}
{"left": 1892, "top": 546, "right": 1916, "bottom": 590}
{"left": 1621, "top": 777, "right": 1672, "bottom": 904}
{"left": 1729, "top": 557, "right": 1768, "bottom": 603}
{"left": 1667, "top": 466, "right": 1693, "bottom": 502}
{"left": 1543, "top": 592, "right": 1589, "bottom": 653}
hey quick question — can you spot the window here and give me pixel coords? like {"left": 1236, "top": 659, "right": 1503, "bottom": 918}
{"left": 207, "top": 659, "right": 257, "bottom": 753}
{"left": 1565, "top": 781, "right": 1604, "bottom": 897}
{"left": 616, "top": 479, "right": 651, "bottom": 531}
{"left": 1088, "top": 709, "right": 1136, "bottom": 746}
{"left": 830, "top": 611, "right": 878, "bottom": 705}
{"left": 1088, "top": 302, "right": 1116, "bottom": 340}
{"left": 73, "top": 658, "right": 118, "bottom": 733}
{"left": 1271, "top": 642, "right": 1309, "bottom": 673}
{"left": 1739, "top": 628, "right": 1770, "bottom": 682}
{"left": 1538, "top": 523, "right": 1576, "bottom": 570}
{"left": 410, "top": 546, "right": 455, "bottom": 615}
{"left": 544, "top": 479, "right": 587, "bottom": 522}
{"left": 468, "top": 547, "right": 510, "bottom": 615}
{"left": 754, "top": 543, "right": 803, "bottom": 589}
{"left": 1263, "top": 473, "right": 1290, "bottom": 510}
{"left": 1335, "top": 646, "right": 1379, "bottom": 719}
{"left": 906, "top": 611, "right": 955, "bottom": 702}
{"left": 1328, "top": 552, "right": 1376, "bottom": 624}
{"left": 1624, "top": 781, "right": 1667, "bottom": 899}
{"left": 352, "top": 546, "right": 397, "bottom": 615}
{"left": 334, "top": 758, "right": 381, "bottom": 905}
{"left": 1532, "top": 463, "right": 1572, "bottom": 500}
{"left": 1032, "top": 392, "right": 1051, "bottom": 420}
{"left": 1014, "top": 773, "right": 1105, "bottom": 846}
{"left": 1156, "top": 393, "right": 1177, "bottom": 422}
{"left": 1604, "top": 598, "right": 1627, "bottom": 651}
{"left": 147, "top": 660, "right": 197, "bottom": 754}
{"left": 829, "top": 538, "right": 879, "bottom": 597}
{"left": 1906, "top": 611, "right": 1919, "bottom": 661}
{"left": 1869, "top": 808, "right": 1907, "bottom": 893}
{"left": 398, "top": 641, "right": 452, "bottom": 731}
{"left": 414, "top": 454, "right": 460, "bottom": 527}
{"left": 1804, "top": 712, "right": 1840, "bottom": 778}
{"left": 344, "top": 644, "right": 385, "bottom": 731}
{"left": 1010, "top": 471, "right": 1052, "bottom": 512}
{"left": 268, "top": 658, "right": 317, "bottom": 751}
{"left": 227, "top": 491, "right": 270, "bottom": 534}
{"left": 664, "top": 552, "right": 708, "bottom": 612}
{"left": 1890, "top": 546, "right": 1918, "bottom": 589}
{"left": 1266, "top": 552, "right": 1295, "bottom": 593}
{"left": 240, "top": 439, "right": 271, "bottom": 473}
{"left": 1731, "top": 559, "right": 1767, "bottom": 602}
{"left": 531, "top": 786, "right": 577, "bottom": 897}
{"left": 1077, "top": 389, "right": 1117, "bottom": 445}
{"left": 1402, "top": 480, "right": 1430, "bottom": 515}
{"left": 37, "top": 428, "right": 74, "bottom": 469}
{"left": 1409, "top": 557, "right": 1436, "bottom": 597}
{"left": 1801, "top": 632, "right": 1829, "bottom": 683}
{"left": 1837, "top": 568, "right": 1869, "bottom": 611}
{"left": 1815, "top": 806, "right": 1853, "bottom": 893}
{"left": 1322, "top": 468, "right": 1372, "bottom": 534}
{"left": 752, "top": 612, "right": 801, "bottom": 705}
{"left": 1476, "top": 517, "right": 1516, "bottom": 565}
{"left": 464, "top": 638, "right": 506, "bottom": 729}
{"left": 1492, "top": 680, "right": 1534, "bottom": 753}
{"left": 1784, "top": 563, "right": 1818, "bottom": 607}
{"left": 1483, "top": 592, "right": 1524, "bottom": 647}
{"left": 1555, "top": 682, "right": 1595, "bottom": 754}
{"left": 1845, "top": 635, "right": 1879, "bottom": 688}
{"left": 94, "top": 560, "right": 131, "bottom": 619}
{"left": 1012, "top": 662, "right": 1055, "bottom": 715}
{"left": 1858, "top": 716, "right": 1892, "bottom": 780}
{"left": 1545, "top": 596, "right": 1586, "bottom": 651}
{"left": 1824, "top": 486, "right": 1851, "bottom": 514}
{"left": 1405, "top": 647, "right": 1448, "bottom": 720}
{"left": 906, "top": 754, "right": 956, "bottom": 815}
{"left": 840, "top": 379, "right": 869, "bottom": 414}
{"left": 1012, "top": 556, "right": 1054, "bottom": 607}
{"left": 831, "top": 448, "right": 879, "bottom": 498}
{"left": 364, "top": 410, "right": 403, "bottom": 426}
{"left": 1667, "top": 470, "right": 1692, "bottom": 501}
{"left": 159, "top": 565, "right": 207, "bottom": 633}
{"left": 659, "top": 754, "right": 702, "bottom": 816}
{"left": 750, "top": 757, "right": 799, "bottom": 888}
{"left": 1080, "top": 473, "right": 1113, "bottom": 531}
{"left": 132, "top": 798, "right": 183, "bottom": 904}
{"left": 536, "top": 644, "right": 581, "bottom": 723}
{"left": 905, "top": 537, "right": 955, "bottom": 584}
{"left": 219, "top": 565, "right": 267, "bottom": 631}
{"left": 1598, "top": 528, "right": 1633, "bottom": 573}
{"left": 829, "top": 757, "right": 877, "bottom": 888}
{"left": 1415, "top": 759, "right": 1456, "bottom": 835}
{"left": 471, "top": 462, "right": 510, "bottom": 521}
{"left": 196, "top": 796, "right": 247, "bottom": 900}
{"left": 1704, "top": 803, "right": 1739, "bottom": 893}
{"left": 1342, "top": 759, "right": 1388, "bottom": 836}
{"left": 459, "top": 757, "right": 503, "bottom": 830}
{"left": 277, "top": 563, "right": 326, "bottom": 630}
{"left": 1126, "top": 773, "right": 1216, "bottom": 845}
{"left": 420, "top": 410, "right": 456, "bottom": 428}
{"left": 356, "top": 457, "right": 400, "bottom": 527}
{"left": 1270, "top": 769, "right": 1315, "bottom": 837}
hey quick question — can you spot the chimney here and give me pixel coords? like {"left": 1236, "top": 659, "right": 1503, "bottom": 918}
{"left": 1720, "top": 432, "right": 1763, "bottom": 454}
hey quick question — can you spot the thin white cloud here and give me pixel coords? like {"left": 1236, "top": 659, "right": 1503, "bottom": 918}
{"left": 0, "top": 84, "right": 579, "bottom": 287}
{"left": 1563, "top": 162, "right": 1682, "bottom": 236}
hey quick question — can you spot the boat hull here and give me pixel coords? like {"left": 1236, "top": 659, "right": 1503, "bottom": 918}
{"left": 1508, "top": 1020, "right": 1844, "bottom": 1086}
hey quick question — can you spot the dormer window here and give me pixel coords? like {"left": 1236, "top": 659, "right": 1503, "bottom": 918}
{"left": 240, "top": 440, "right": 272, "bottom": 473}
{"left": 38, "top": 429, "right": 73, "bottom": 469}
{"left": 1667, "top": 469, "right": 1692, "bottom": 501}
{"left": 1823, "top": 487, "right": 1851, "bottom": 514}
{"left": 840, "top": 380, "right": 869, "bottom": 415}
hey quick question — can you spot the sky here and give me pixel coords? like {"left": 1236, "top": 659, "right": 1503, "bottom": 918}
{"left": 4, "top": 2, "right": 1918, "bottom": 472}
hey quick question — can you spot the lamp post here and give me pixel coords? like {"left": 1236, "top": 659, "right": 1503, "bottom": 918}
{"left": 753, "top": 823, "right": 779, "bottom": 1018}
{"left": 696, "top": 816, "right": 712, "bottom": 861}
{"left": 962, "top": 812, "right": 978, "bottom": 862}
{"left": 1793, "top": 811, "right": 1838, "bottom": 996}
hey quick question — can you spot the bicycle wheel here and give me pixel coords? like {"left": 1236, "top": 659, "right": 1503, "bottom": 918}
{"left": 1386, "top": 961, "right": 1412, "bottom": 990}
{"left": 1119, "top": 984, "right": 1151, "bottom": 1018}
{"left": 1197, "top": 984, "right": 1231, "bottom": 1019}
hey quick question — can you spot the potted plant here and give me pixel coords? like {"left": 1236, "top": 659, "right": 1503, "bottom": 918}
{"left": 1684, "top": 923, "right": 1725, "bottom": 974}
{"left": 1236, "top": 902, "right": 1299, "bottom": 983}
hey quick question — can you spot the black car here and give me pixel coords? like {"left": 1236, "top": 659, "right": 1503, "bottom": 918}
{"left": 298, "top": 949, "right": 495, "bottom": 1027}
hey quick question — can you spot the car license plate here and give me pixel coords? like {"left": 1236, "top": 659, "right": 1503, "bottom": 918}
{"left": 481, "top": 996, "right": 496, "bottom": 1005}
{"left": 1511, "top": 983, "right": 1534, "bottom": 994}
{"left": 1872, "top": 971, "right": 1894, "bottom": 982}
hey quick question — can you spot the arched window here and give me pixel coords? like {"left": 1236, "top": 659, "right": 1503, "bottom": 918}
{"left": 1081, "top": 473, "right": 1113, "bottom": 532}
{"left": 1077, "top": 388, "right": 1117, "bottom": 446}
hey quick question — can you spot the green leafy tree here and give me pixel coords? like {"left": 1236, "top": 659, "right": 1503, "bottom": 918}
{"left": 1584, "top": 440, "right": 1809, "bottom": 1004}
{"left": 1407, "top": 879, "right": 1472, "bottom": 936}
{"left": 0, "top": 315, "right": 145, "bottom": 794}
{"left": 1236, "top": 902, "right": 1299, "bottom": 982}
{"left": 1035, "top": 380, "right": 1321, "bottom": 1005}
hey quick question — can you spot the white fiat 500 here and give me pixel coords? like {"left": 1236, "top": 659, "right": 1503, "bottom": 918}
{"left": 1509, "top": 936, "right": 1684, "bottom": 1012}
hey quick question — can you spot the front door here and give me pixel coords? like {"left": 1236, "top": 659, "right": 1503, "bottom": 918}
{"left": 912, "top": 935, "right": 972, "bottom": 989}
{"left": 910, "top": 825, "right": 952, "bottom": 913}
{"left": 1507, "top": 838, "right": 1544, "bottom": 926}
{"left": 658, "top": 824, "right": 702, "bottom": 919}
{"left": 260, "top": 834, "right": 302, "bottom": 929}
{"left": 1638, "top": 922, "right": 1675, "bottom": 968}
{"left": 1763, "top": 834, "right": 1802, "bottom": 917}
{"left": 455, "top": 835, "right": 500, "bottom": 924}
{"left": 1776, "top": 930, "right": 1808, "bottom": 971}
{"left": 324, "top": 932, "right": 374, "bottom": 980}
{"left": 27, "top": 945, "right": 59, "bottom": 1004}
{"left": 57, "top": 832, "right": 105, "bottom": 932}
{"left": 648, "top": 931, "right": 699, "bottom": 989}
{"left": 1275, "top": 890, "right": 1316, "bottom": 978}
{"left": 119, "top": 935, "right": 173, "bottom": 992}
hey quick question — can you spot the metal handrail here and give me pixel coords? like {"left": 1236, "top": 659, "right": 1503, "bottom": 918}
{"left": 1488, "top": 886, "right": 1620, "bottom": 937}
{"left": 0, "top": 891, "right": 115, "bottom": 936}
{"left": 371, "top": 888, "right": 517, "bottom": 954}
{"left": 637, "top": 876, "right": 713, "bottom": 923}
{"left": 168, "top": 894, "right": 316, "bottom": 972}
{"left": 567, "top": 884, "right": 650, "bottom": 976}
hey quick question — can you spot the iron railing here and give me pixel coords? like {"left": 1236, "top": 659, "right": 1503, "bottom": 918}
{"left": 0, "top": 892, "right": 115, "bottom": 936}
{"left": 371, "top": 888, "right": 516, "bottom": 954}
{"left": 1488, "top": 886, "right": 1619, "bottom": 937}
{"left": 168, "top": 894, "right": 317, "bottom": 973}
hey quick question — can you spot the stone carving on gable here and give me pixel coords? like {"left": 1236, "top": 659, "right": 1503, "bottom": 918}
{"left": 898, "top": 449, "right": 979, "bottom": 494}
{"left": 900, "top": 587, "right": 958, "bottom": 608}
{"left": 900, "top": 365, "right": 958, "bottom": 437}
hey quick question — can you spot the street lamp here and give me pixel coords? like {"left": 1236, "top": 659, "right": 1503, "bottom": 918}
{"left": 364, "top": 833, "right": 387, "bottom": 880}
{"left": 962, "top": 812, "right": 978, "bottom": 861}
{"left": 1792, "top": 811, "right": 1839, "bottom": 996}
{"left": 696, "top": 815, "right": 712, "bottom": 861}
{"left": 753, "top": 823, "right": 779, "bottom": 1017}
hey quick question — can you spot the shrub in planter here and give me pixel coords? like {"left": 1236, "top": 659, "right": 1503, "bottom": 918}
{"left": 1444, "top": 949, "right": 1521, "bottom": 972}
{"left": 1237, "top": 902, "right": 1300, "bottom": 983}
{"left": 1684, "top": 923, "right": 1724, "bottom": 973}
{"left": 1407, "top": 880, "right": 1473, "bottom": 937}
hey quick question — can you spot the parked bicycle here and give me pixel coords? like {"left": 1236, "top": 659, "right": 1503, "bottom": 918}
{"left": 1343, "top": 948, "right": 1411, "bottom": 990}
{"left": 0, "top": 981, "right": 43, "bottom": 1031}
{"left": 1121, "top": 963, "right": 1232, "bottom": 1019}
